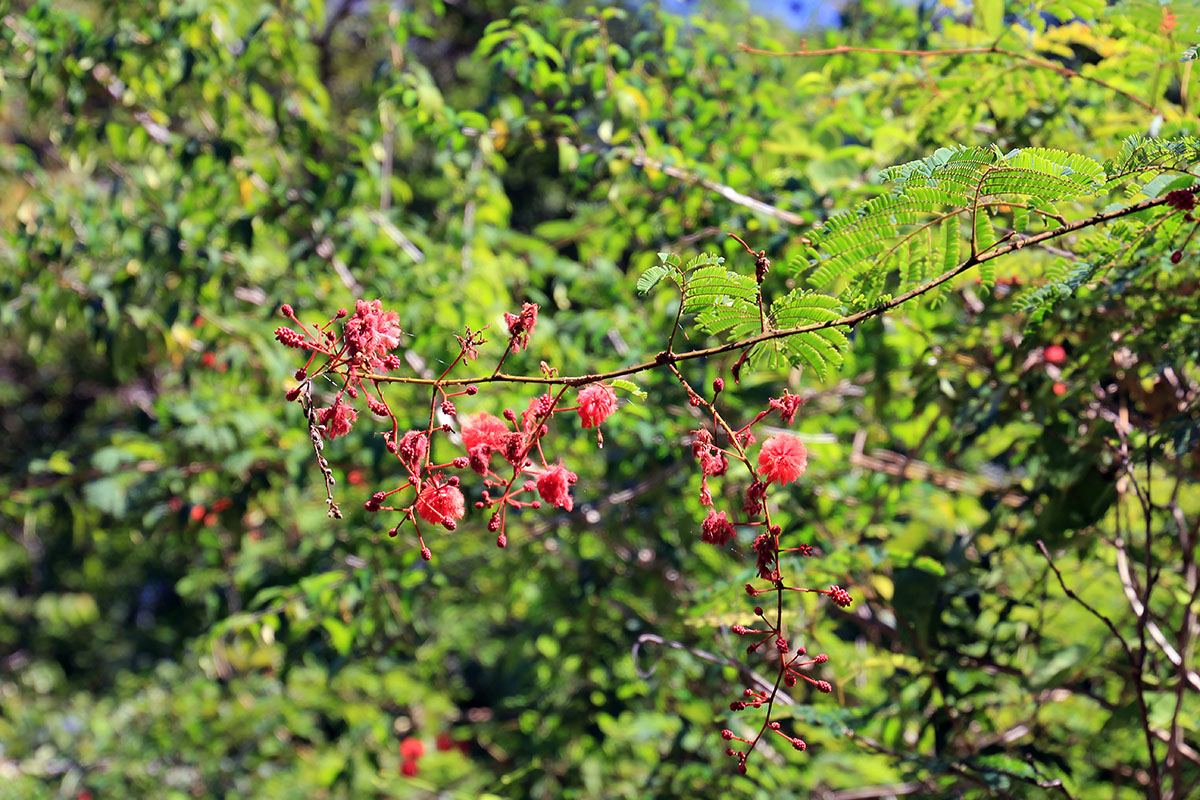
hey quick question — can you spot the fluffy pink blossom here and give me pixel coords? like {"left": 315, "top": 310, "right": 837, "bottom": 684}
{"left": 343, "top": 299, "right": 402, "bottom": 369}
{"left": 536, "top": 463, "right": 578, "bottom": 511}
{"left": 415, "top": 479, "right": 465, "bottom": 527}
{"left": 757, "top": 434, "right": 808, "bottom": 485}
{"left": 577, "top": 384, "right": 617, "bottom": 429}
{"left": 318, "top": 401, "right": 358, "bottom": 439}
{"left": 397, "top": 430, "right": 428, "bottom": 470}
{"left": 460, "top": 413, "right": 510, "bottom": 454}
{"left": 700, "top": 510, "right": 736, "bottom": 546}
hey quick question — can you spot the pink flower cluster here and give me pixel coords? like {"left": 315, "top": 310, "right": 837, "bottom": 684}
{"left": 673, "top": 371, "right": 846, "bottom": 774}
{"left": 343, "top": 299, "right": 403, "bottom": 370}
{"left": 276, "top": 260, "right": 852, "bottom": 778}
{"left": 279, "top": 299, "right": 622, "bottom": 558}
{"left": 504, "top": 302, "right": 539, "bottom": 352}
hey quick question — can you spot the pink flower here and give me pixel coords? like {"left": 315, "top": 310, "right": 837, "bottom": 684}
{"left": 757, "top": 434, "right": 808, "bottom": 485}
{"left": 769, "top": 391, "right": 805, "bottom": 425}
{"left": 700, "top": 510, "right": 736, "bottom": 546}
{"left": 415, "top": 479, "right": 465, "bottom": 527}
{"left": 397, "top": 430, "right": 428, "bottom": 470}
{"left": 504, "top": 302, "right": 539, "bottom": 351}
{"left": 343, "top": 299, "right": 402, "bottom": 369}
{"left": 700, "top": 450, "right": 728, "bottom": 477}
{"left": 460, "top": 413, "right": 510, "bottom": 453}
{"left": 501, "top": 432, "right": 527, "bottom": 467}
{"left": 318, "top": 401, "right": 358, "bottom": 439}
{"left": 537, "top": 463, "right": 577, "bottom": 511}
{"left": 742, "top": 480, "right": 767, "bottom": 517}
{"left": 577, "top": 384, "right": 617, "bottom": 428}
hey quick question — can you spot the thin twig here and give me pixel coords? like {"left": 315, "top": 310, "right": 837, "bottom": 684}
{"left": 737, "top": 42, "right": 1158, "bottom": 113}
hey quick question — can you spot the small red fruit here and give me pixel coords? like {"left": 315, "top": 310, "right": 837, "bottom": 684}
{"left": 1052, "top": 382, "right": 1067, "bottom": 396}
{"left": 400, "top": 759, "right": 419, "bottom": 777}
{"left": 1044, "top": 344, "right": 1066, "bottom": 364}
{"left": 346, "top": 469, "right": 364, "bottom": 486}
{"left": 436, "top": 732, "right": 454, "bottom": 752}
{"left": 400, "top": 736, "right": 425, "bottom": 760}
{"left": 189, "top": 504, "right": 206, "bottom": 522}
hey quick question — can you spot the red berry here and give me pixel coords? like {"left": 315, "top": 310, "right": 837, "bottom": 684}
{"left": 1044, "top": 344, "right": 1066, "bottom": 364}
{"left": 1171, "top": 250, "right": 1183, "bottom": 264}
{"left": 400, "top": 736, "right": 424, "bottom": 760}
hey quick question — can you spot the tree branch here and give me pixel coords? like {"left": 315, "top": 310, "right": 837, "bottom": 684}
{"left": 365, "top": 187, "right": 1195, "bottom": 388}
{"left": 737, "top": 42, "right": 1158, "bottom": 113}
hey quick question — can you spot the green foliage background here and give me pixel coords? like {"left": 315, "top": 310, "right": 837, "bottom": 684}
{"left": 2, "top": 0, "right": 1199, "bottom": 797}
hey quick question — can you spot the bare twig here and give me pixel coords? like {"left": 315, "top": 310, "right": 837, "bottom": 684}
{"left": 738, "top": 42, "right": 1158, "bottom": 113}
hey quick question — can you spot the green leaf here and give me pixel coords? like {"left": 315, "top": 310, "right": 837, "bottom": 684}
{"left": 974, "top": 0, "right": 1004, "bottom": 36}
{"left": 611, "top": 378, "right": 647, "bottom": 401}
{"left": 322, "top": 618, "right": 353, "bottom": 656}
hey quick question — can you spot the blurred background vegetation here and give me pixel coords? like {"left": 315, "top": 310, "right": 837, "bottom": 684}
{"left": 2, "top": 0, "right": 1198, "bottom": 797}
